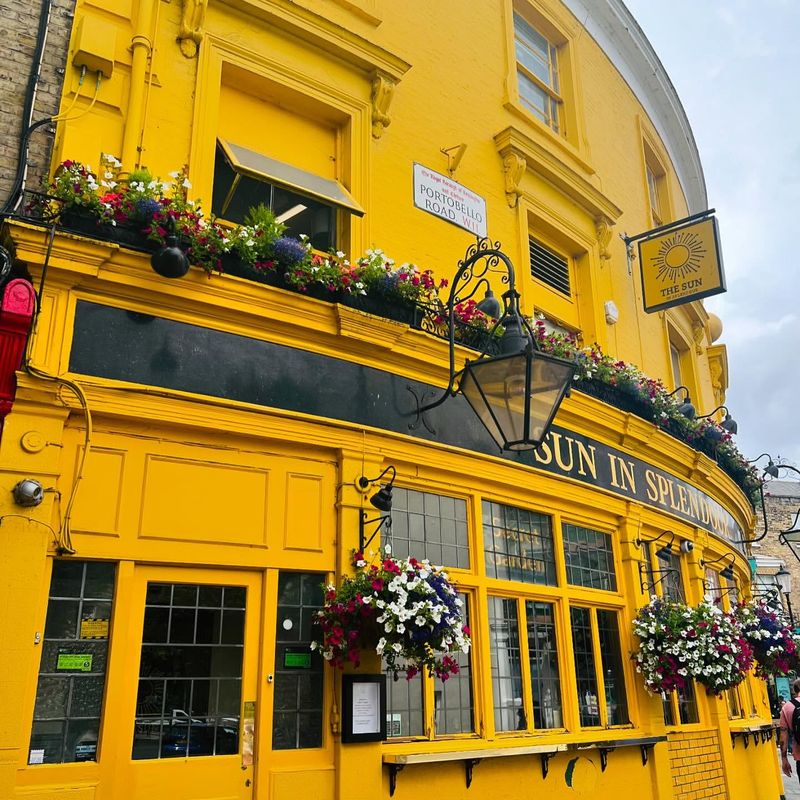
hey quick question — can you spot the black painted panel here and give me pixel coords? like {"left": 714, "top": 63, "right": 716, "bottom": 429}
{"left": 68, "top": 301, "right": 509, "bottom": 459}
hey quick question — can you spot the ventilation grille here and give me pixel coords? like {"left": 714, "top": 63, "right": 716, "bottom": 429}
{"left": 529, "top": 237, "right": 570, "bottom": 296}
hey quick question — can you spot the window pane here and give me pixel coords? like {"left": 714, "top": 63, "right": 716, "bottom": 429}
{"left": 483, "top": 501, "right": 556, "bottom": 585}
{"left": 489, "top": 596, "right": 525, "bottom": 732}
{"left": 525, "top": 601, "right": 563, "bottom": 729}
{"left": 514, "top": 13, "right": 554, "bottom": 87}
{"left": 677, "top": 681, "right": 699, "bottom": 724}
{"left": 272, "top": 572, "right": 325, "bottom": 750}
{"left": 596, "top": 610, "right": 629, "bottom": 725}
{"left": 435, "top": 595, "right": 474, "bottom": 736}
{"left": 30, "top": 560, "right": 116, "bottom": 765}
{"left": 563, "top": 524, "right": 617, "bottom": 591}
{"left": 390, "top": 488, "right": 470, "bottom": 569}
{"left": 133, "top": 582, "right": 245, "bottom": 760}
{"left": 570, "top": 606, "right": 600, "bottom": 727}
{"left": 660, "top": 551, "right": 685, "bottom": 602}
{"left": 384, "top": 668, "right": 424, "bottom": 739}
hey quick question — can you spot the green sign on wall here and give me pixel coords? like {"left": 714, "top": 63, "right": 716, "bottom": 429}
{"left": 56, "top": 653, "right": 93, "bottom": 672}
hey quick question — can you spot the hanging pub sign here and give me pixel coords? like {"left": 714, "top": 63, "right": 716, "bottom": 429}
{"left": 413, "top": 163, "right": 487, "bottom": 238}
{"left": 635, "top": 213, "right": 725, "bottom": 313}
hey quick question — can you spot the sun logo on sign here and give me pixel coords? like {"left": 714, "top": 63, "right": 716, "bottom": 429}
{"left": 652, "top": 231, "right": 706, "bottom": 283}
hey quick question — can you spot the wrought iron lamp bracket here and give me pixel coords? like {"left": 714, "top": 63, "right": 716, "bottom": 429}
{"left": 408, "top": 237, "right": 531, "bottom": 427}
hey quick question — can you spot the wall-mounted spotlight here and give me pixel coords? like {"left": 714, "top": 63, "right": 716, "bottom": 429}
{"left": 635, "top": 530, "right": 676, "bottom": 561}
{"left": 696, "top": 405, "right": 738, "bottom": 438}
{"left": 700, "top": 553, "right": 736, "bottom": 581}
{"left": 356, "top": 465, "right": 396, "bottom": 553}
{"left": 12, "top": 479, "right": 44, "bottom": 507}
{"left": 665, "top": 386, "right": 695, "bottom": 420}
{"left": 151, "top": 232, "right": 190, "bottom": 279}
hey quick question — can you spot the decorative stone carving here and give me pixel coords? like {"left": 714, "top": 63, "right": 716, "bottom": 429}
{"left": 595, "top": 216, "right": 613, "bottom": 261}
{"left": 692, "top": 321, "right": 706, "bottom": 354}
{"left": 502, "top": 150, "right": 526, "bottom": 207}
{"left": 371, "top": 72, "right": 395, "bottom": 139}
{"left": 178, "top": 0, "right": 208, "bottom": 59}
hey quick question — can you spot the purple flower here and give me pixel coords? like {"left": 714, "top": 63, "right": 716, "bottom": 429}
{"left": 272, "top": 236, "right": 306, "bottom": 267}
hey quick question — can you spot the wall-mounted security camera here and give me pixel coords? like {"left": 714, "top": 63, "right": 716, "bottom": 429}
{"left": 680, "top": 540, "right": 694, "bottom": 554}
{"left": 12, "top": 479, "right": 44, "bottom": 507}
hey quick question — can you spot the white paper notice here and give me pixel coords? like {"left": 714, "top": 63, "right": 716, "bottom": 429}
{"left": 29, "top": 749, "right": 45, "bottom": 764}
{"left": 351, "top": 681, "right": 380, "bottom": 735}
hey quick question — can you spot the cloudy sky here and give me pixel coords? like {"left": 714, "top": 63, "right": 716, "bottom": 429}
{"left": 623, "top": 0, "right": 800, "bottom": 471}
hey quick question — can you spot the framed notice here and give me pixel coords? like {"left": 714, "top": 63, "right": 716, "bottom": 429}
{"left": 341, "top": 674, "right": 386, "bottom": 743}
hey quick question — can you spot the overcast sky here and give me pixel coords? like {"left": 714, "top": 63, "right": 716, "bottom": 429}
{"left": 622, "top": 0, "right": 800, "bottom": 472}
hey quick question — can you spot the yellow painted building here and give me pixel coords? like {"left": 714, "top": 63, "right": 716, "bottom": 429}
{"left": 0, "top": 1, "right": 782, "bottom": 799}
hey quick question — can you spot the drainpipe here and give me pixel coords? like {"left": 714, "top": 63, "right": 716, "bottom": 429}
{"left": 120, "top": 0, "right": 156, "bottom": 172}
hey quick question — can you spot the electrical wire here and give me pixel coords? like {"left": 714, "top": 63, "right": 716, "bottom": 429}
{"left": 50, "top": 66, "right": 86, "bottom": 122}
{"left": 54, "top": 72, "right": 102, "bottom": 125}
{"left": 22, "top": 230, "right": 92, "bottom": 555}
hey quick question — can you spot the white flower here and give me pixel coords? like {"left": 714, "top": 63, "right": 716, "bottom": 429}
{"left": 392, "top": 643, "right": 402, "bottom": 653}
{"left": 384, "top": 544, "right": 392, "bottom": 555}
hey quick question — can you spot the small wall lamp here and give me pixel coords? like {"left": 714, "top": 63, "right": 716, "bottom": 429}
{"left": 696, "top": 405, "right": 738, "bottom": 437}
{"left": 634, "top": 530, "right": 676, "bottom": 561}
{"left": 357, "top": 465, "right": 396, "bottom": 553}
{"left": 700, "top": 553, "right": 736, "bottom": 581}
{"left": 665, "top": 386, "right": 696, "bottom": 420}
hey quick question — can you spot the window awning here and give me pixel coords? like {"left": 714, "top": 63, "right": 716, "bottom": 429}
{"left": 218, "top": 139, "right": 365, "bottom": 217}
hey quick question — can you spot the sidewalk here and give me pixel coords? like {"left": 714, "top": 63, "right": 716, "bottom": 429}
{"left": 783, "top": 759, "right": 800, "bottom": 799}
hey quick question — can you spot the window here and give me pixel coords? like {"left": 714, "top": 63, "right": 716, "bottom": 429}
{"left": 570, "top": 606, "right": 629, "bottom": 727}
{"left": 483, "top": 500, "right": 556, "bottom": 585}
{"left": 272, "top": 572, "right": 325, "bottom": 750}
{"left": 212, "top": 141, "right": 363, "bottom": 251}
{"left": 562, "top": 524, "right": 617, "bottom": 591}
{"left": 525, "top": 601, "right": 563, "bottom": 729}
{"left": 391, "top": 488, "right": 470, "bottom": 569}
{"left": 643, "top": 142, "right": 668, "bottom": 227}
{"left": 132, "top": 583, "right": 245, "bottom": 759}
{"left": 529, "top": 237, "right": 570, "bottom": 297}
{"left": 513, "top": 12, "right": 561, "bottom": 132}
{"left": 487, "top": 596, "right": 565, "bottom": 734}
{"left": 385, "top": 594, "right": 475, "bottom": 739}
{"left": 670, "top": 342, "right": 683, "bottom": 387}
{"left": 642, "top": 542, "right": 698, "bottom": 725}
{"left": 29, "top": 560, "right": 115, "bottom": 765}
{"left": 489, "top": 596, "right": 525, "bottom": 732}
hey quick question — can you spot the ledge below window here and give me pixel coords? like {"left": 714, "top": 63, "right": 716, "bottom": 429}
{"left": 382, "top": 735, "right": 665, "bottom": 795}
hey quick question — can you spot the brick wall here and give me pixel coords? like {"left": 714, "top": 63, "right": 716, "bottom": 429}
{"left": 755, "top": 480, "right": 800, "bottom": 615}
{"left": 0, "top": 0, "right": 75, "bottom": 207}
{"left": 668, "top": 730, "right": 726, "bottom": 799}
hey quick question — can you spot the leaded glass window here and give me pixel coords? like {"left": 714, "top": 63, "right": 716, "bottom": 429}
{"left": 29, "top": 560, "right": 115, "bottom": 765}
{"left": 272, "top": 572, "right": 325, "bottom": 749}
{"left": 562, "top": 524, "right": 617, "bottom": 591}
{"left": 483, "top": 501, "right": 556, "bottom": 585}
{"left": 391, "top": 488, "right": 469, "bottom": 569}
{"left": 434, "top": 594, "right": 474, "bottom": 735}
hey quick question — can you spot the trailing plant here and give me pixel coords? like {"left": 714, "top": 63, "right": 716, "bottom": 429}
{"left": 311, "top": 549, "right": 471, "bottom": 681}
{"left": 633, "top": 596, "right": 753, "bottom": 696}
{"left": 735, "top": 597, "right": 800, "bottom": 678}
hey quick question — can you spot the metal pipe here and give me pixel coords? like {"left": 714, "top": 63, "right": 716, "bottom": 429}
{"left": 121, "top": 0, "right": 156, "bottom": 171}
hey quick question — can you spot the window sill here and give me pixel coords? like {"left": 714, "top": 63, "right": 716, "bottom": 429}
{"left": 503, "top": 99, "right": 594, "bottom": 177}
{"left": 382, "top": 743, "right": 568, "bottom": 796}
{"left": 382, "top": 735, "right": 665, "bottom": 794}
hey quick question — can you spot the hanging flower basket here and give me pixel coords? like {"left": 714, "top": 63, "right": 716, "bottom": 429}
{"left": 633, "top": 597, "right": 753, "bottom": 695}
{"left": 735, "top": 597, "right": 800, "bottom": 678}
{"left": 311, "top": 550, "right": 471, "bottom": 681}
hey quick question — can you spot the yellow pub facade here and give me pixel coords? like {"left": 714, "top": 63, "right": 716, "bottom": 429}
{"left": 0, "top": 1, "right": 783, "bottom": 799}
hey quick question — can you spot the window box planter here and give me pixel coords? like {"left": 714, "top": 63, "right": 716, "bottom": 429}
{"left": 340, "top": 293, "right": 422, "bottom": 328}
